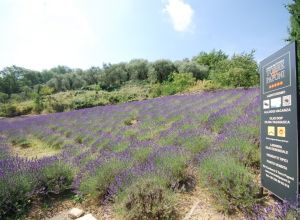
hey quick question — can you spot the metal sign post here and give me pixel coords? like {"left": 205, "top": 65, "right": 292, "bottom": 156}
{"left": 260, "top": 42, "right": 299, "bottom": 203}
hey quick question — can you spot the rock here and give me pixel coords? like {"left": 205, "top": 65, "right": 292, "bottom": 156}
{"left": 68, "top": 208, "right": 85, "bottom": 219}
{"left": 77, "top": 214, "right": 97, "bottom": 220}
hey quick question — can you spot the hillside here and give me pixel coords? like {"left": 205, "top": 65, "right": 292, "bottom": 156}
{"left": 0, "top": 88, "right": 288, "bottom": 219}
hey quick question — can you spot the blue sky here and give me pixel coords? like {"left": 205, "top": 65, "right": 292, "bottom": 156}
{"left": 0, "top": 0, "right": 292, "bottom": 70}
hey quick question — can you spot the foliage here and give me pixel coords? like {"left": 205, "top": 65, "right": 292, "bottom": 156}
{"left": 156, "top": 154, "right": 188, "bottom": 180}
{"left": 79, "top": 160, "right": 129, "bottom": 200}
{"left": 193, "top": 49, "right": 228, "bottom": 70}
{"left": 0, "top": 92, "right": 9, "bottom": 103}
{"left": 170, "top": 72, "right": 196, "bottom": 91}
{"left": 222, "top": 138, "right": 260, "bottom": 169}
{"left": 148, "top": 60, "right": 178, "bottom": 83}
{"left": 37, "top": 161, "right": 74, "bottom": 195}
{"left": 286, "top": 0, "right": 300, "bottom": 41}
{"left": 199, "top": 154, "right": 260, "bottom": 214}
{"left": 0, "top": 49, "right": 260, "bottom": 118}
{"left": 115, "top": 176, "right": 178, "bottom": 220}
{"left": 0, "top": 173, "right": 36, "bottom": 219}
{"left": 0, "top": 104, "right": 18, "bottom": 117}
{"left": 187, "top": 80, "right": 223, "bottom": 92}
{"left": 209, "top": 51, "right": 259, "bottom": 87}
{"left": 127, "top": 59, "right": 149, "bottom": 81}
{"left": 175, "top": 60, "right": 209, "bottom": 80}
{"left": 149, "top": 72, "right": 196, "bottom": 97}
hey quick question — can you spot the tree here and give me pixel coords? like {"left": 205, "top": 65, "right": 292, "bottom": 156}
{"left": 100, "top": 63, "right": 129, "bottom": 90}
{"left": 148, "top": 60, "right": 177, "bottom": 83}
{"left": 176, "top": 60, "right": 209, "bottom": 80}
{"left": 193, "top": 50, "right": 228, "bottom": 71}
{"left": 287, "top": 0, "right": 300, "bottom": 41}
{"left": 171, "top": 72, "right": 196, "bottom": 91}
{"left": 126, "top": 59, "right": 149, "bottom": 81}
{"left": 0, "top": 66, "right": 22, "bottom": 95}
{"left": 50, "top": 65, "right": 72, "bottom": 75}
{"left": 209, "top": 51, "right": 259, "bottom": 88}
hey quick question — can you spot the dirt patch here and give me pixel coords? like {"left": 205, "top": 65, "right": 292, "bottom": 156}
{"left": 176, "top": 186, "right": 242, "bottom": 220}
{"left": 10, "top": 137, "right": 60, "bottom": 159}
{"left": 25, "top": 197, "right": 116, "bottom": 220}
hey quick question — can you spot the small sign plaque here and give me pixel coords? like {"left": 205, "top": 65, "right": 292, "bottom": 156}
{"left": 260, "top": 42, "right": 299, "bottom": 202}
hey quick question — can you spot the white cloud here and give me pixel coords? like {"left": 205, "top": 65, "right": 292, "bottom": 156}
{"left": 163, "top": 0, "right": 194, "bottom": 32}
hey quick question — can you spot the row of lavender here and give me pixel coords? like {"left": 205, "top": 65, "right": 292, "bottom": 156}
{"left": 0, "top": 88, "right": 274, "bottom": 219}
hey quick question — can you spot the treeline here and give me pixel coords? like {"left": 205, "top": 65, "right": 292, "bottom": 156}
{"left": 0, "top": 50, "right": 259, "bottom": 117}
{"left": 0, "top": 50, "right": 259, "bottom": 99}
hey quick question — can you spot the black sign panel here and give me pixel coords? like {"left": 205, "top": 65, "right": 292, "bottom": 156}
{"left": 260, "top": 42, "right": 299, "bottom": 202}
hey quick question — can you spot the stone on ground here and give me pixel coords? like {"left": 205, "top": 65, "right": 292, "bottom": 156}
{"left": 68, "top": 208, "right": 85, "bottom": 219}
{"left": 77, "top": 213, "right": 97, "bottom": 220}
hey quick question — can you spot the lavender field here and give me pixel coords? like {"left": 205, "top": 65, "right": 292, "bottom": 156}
{"left": 0, "top": 88, "right": 263, "bottom": 219}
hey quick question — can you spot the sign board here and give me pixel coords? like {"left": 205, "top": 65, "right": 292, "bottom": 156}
{"left": 260, "top": 42, "right": 299, "bottom": 202}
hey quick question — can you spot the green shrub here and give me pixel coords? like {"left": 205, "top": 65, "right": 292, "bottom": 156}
{"left": 149, "top": 73, "right": 196, "bottom": 97}
{"left": 155, "top": 154, "right": 189, "bottom": 183}
{"left": 132, "top": 147, "right": 153, "bottom": 163}
{"left": 50, "top": 101, "right": 67, "bottom": 112}
{"left": 0, "top": 92, "right": 9, "bottom": 103}
{"left": 0, "top": 174, "right": 36, "bottom": 219}
{"left": 211, "top": 115, "right": 234, "bottom": 133}
{"left": 171, "top": 72, "right": 196, "bottom": 91}
{"left": 75, "top": 135, "right": 84, "bottom": 144}
{"left": 38, "top": 161, "right": 74, "bottom": 195}
{"left": 0, "top": 104, "right": 18, "bottom": 117}
{"left": 209, "top": 51, "right": 259, "bottom": 88}
{"left": 180, "top": 136, "right": 212, "bottom": 154}
{"left": 181, "top": 79, "right": 223, "bottom": 92}
{"left": 115, "top": 176, "right": 178, "bottom": 220}
{"left": 149, "top": 84, "right": 162, "bottom": 98}
{"left": 16, "top": 101, "right": 34, "bottom": 115}
{"left": 72, "top": 98, "right": 94, "bottom": 110}
{"left": 222, "top": 138, "right": 260, "bottom": 169}
{"left": 199, "top": 154, "right": 260, "bottom": 214}
{"left": 79, "top": 160, "right": 129, "bottom": 200}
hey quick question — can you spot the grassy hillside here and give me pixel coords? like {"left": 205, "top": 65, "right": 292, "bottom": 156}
{"left": 0, "top": 88, "right": 290, "bottom": 219}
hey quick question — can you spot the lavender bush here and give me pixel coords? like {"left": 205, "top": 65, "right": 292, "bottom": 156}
{"left": 0, "top": 88, "right": 276, "bottom": 219}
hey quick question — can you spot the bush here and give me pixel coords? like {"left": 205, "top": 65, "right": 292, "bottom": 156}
{"left": 222, "top": 138, "right": 260, "bottom": 169}
{"left": 155, "top": 154, "right": 196, "bottom": 191}
{"left": 171, "top": 72, "right": 196, "bottom": 91}
{"left": 186, "top": 80, "right": 221, "bottom": 92}
{"left": 149, "top": 73, "right": 196, "bottom": 97}
{"left": 148, "top": 60, "right": 177, "bottom": 83}
{"left": 209, "top": 51, "right": 259, "bottom": 88}
{"left": 176, "top": 61, "right": 209, "bottom": 80}
{"left": 0, "top": 104, "right": 18, "bottom": 117}
{"left": 79, "top": 160, "right": 128, "bottom": 200}
{"left": 37, "top": 161, "right": 74, "bottom": 196}
{"left": 0, "top": 92, "right": 9, "bottom": 103}
{"left": 16, "top": 101, "right": 34, "bottom": 115}
{"left": 115, "top": 176, "right": 178, "bottom": 220}
{"left": 0, "top": 173, "right": 36, "bottom": 219}
{"left": 199, "top": 154, "right": 260, "bottom": 214}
